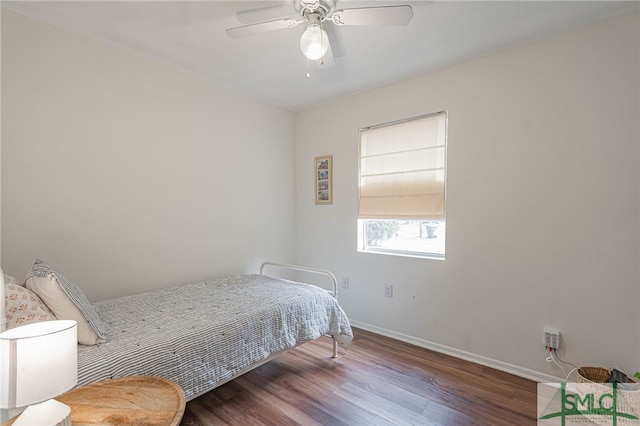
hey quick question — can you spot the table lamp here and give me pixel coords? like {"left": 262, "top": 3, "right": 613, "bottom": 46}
{"left": 0, "top": 320, "right": 78, "bottom": 425}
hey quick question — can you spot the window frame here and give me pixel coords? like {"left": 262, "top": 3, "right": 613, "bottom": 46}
{"left": 357, "top": 111, "right": 448, "bottom": 260}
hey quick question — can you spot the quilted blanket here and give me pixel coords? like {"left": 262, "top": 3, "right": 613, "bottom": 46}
{"left": 77, "top": 274, "right": 353, "bottom": 400}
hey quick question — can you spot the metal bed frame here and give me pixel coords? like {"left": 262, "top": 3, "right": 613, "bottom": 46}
{"left": 259, "top": 261, "right": 340, "bottom": 358}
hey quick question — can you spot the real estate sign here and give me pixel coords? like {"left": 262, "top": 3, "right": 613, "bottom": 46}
{"left": 538, "top": 382, "right": 640, "bottom": 425}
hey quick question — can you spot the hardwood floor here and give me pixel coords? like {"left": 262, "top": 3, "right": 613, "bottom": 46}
{"left": 180, "top": 328, "right": 538, "bottom": 425}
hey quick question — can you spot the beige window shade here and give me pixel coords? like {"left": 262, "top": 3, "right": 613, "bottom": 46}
{"left": 359, "top": 112, "right": 446, "bottom": 220}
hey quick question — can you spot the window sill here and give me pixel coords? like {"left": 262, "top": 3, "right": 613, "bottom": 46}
{"left": 358, "top": 248, "right": 445, "bottom": 260}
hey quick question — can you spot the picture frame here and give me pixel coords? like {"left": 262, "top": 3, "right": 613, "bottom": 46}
{"left": 314, "top": 155, "right": 332, "bottom": 205}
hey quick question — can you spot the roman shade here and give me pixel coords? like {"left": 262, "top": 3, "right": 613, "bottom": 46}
{"left": 358, "top": 112, "right": 446, "bottom": 220}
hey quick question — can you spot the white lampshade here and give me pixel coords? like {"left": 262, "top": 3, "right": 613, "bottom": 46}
{"left": 300, "top": 14, "right": 329, "bottom": 60}
{"left": 0, "top": 320, "right": 77, "bottom": 409}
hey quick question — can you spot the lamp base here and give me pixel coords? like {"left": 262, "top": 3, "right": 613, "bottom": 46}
{"left": 12, "top": 399, "right": 71, "bottom": 426}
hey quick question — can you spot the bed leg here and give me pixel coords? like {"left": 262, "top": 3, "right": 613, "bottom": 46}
{"left": 332, "top": 336, "right": 338, "bottom": 358}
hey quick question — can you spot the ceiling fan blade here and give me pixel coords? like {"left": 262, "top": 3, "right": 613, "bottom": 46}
{"left": 331, "top": 5, "right": 413, "bottom": 26}
{"left": 236, "top": 2, "right": 293, "bottom": 24}
{"left": 226, "top": 17, "right": 302, "bottom": 38}
{"left": 323, "top": 22, "right": 346, "bottom": 58}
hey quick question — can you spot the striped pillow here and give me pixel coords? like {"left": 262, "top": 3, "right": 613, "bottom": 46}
{"left": 26, "top": 259, "right": 107, "bottom": 345}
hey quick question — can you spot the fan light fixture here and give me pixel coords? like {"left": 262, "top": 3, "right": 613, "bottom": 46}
{"left": 300, "top": 13, "right": 328, "bottom": 60}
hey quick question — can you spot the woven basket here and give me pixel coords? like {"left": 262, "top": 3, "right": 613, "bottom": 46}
{"left": 577, "top": 366, "right": 638, "bottom": 384}
{"left": 577, "top": 366, "right": 611, "bottom": 383}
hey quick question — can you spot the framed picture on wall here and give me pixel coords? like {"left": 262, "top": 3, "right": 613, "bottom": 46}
{"left": 314, "top": 155, "right": 332, "bottom": 205}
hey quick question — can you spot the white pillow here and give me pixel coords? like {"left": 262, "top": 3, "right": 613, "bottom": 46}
{"left": 26, "top": 259, "right": 107, "bottom": 345}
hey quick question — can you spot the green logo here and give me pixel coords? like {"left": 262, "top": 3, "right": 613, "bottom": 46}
{"left": 538, "top": 382, "right": 640, "bottom": 425}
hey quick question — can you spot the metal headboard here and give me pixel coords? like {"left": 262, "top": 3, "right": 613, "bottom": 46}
{"left": 259, "top": 261, "right": 338, "bottom": 298}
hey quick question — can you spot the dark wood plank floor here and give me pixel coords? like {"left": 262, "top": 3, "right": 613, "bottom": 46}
{"left": 180, "top": 327, "right": 538, "bottom": 425}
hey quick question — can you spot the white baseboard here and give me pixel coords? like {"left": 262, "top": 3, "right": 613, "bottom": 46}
{"left": 349, "top": 320, "right": 561, "bottom": 384}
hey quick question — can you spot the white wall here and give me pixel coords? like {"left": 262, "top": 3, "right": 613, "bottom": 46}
{"left": 295, "top": 11, "right": 640, "bottom": 381}
{"left": 1, "top": 11, "right": 296, "bottom": 301}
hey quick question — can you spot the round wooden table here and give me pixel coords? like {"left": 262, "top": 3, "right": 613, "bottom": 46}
{"left": 6, "top": 376, "right": 185, "bottom": 426}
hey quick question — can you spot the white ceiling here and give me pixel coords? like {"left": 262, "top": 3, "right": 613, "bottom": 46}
{"left": 2, "top": 0, "right": 638, "bottom": 111}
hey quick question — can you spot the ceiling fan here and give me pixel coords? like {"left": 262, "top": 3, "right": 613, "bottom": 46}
{"left": 226, "top": 0, "right": 413, "bottom": 68}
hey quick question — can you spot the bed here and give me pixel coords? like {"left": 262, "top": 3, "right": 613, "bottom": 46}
{"left": 1, "top": 260, "right": 353, "bottom": 401}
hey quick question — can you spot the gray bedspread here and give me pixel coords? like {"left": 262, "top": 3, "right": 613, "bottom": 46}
{"left": 77, "top": 274, "right": 353, "bottom": 400}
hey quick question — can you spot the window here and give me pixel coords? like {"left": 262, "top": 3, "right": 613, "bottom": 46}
{"left": 357, "top": 111, "right": 447, "bottom": 259}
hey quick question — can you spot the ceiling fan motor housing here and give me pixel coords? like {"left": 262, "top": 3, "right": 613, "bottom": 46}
{"left": 295, "top": 0, "right": 336, "bottom": 18}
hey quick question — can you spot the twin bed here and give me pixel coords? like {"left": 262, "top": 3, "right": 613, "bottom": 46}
{"left": 1, "top": 261, "right": 353, "bottom": 401}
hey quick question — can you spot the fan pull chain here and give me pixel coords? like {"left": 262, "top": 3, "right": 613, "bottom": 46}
{"left": 307, "top": 58, "right": 311, "bottom": 78}
{"left": 320, "top": 18, "right": 324, "bottom": 65}
{"left": 319, "top": 17, "right": 325, "bottom": 68}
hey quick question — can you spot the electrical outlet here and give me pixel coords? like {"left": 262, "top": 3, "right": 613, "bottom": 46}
{"left": 384, "top": 284, "right": 393, "bottom": 298}
{"left": 544, "top": 328, "right": 560, "bottom": 350}
{"left": 341, "top": 276, "right": 349, "bottom": 290}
